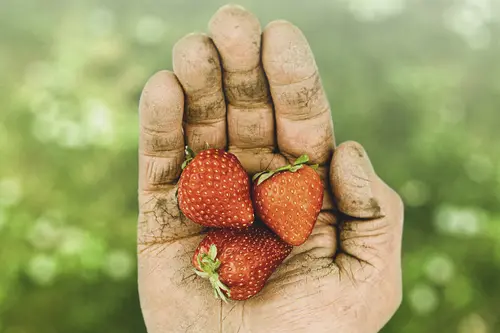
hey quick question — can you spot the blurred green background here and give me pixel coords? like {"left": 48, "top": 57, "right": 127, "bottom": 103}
{"left": 1, "top": 0, "right": 500, "bottom": 332}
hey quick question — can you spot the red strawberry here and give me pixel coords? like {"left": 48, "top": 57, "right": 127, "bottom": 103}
{"left": 252, "top": 155, "right": 324, "bottom": 246}
{"left": 192, "top": 225, "right": 292, "bottom": 301}
{"left": 178, "top": 148, "right": 254, "bottom": 228}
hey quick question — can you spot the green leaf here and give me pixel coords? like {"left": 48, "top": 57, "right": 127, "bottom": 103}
{"left": 193, "top": 269, "right": 209, "bottom": 278}
{"left": 257, "top": 171, "right": 275, "bottom": 185}
{"left": 185, "top": 146, "right": 195, "bottom": 158}
{"left": 310, "top": 164, "right": 319, "bottom": 170}
{"left": 208, "top": 273, "right": 229, "bottom": 303}
{"left": 289, "top": 164, "right": 304, "bottom": 172}
{"left": 252, "top": 171, "right": 266, "bottom": 182}
{"left": 193, "top": 249, "right": 230, "bottom": 302}
{"left": 293, "top": 154, "right": 309, "bottom": 165}
{"left": 273, "top": 164, "right": 293, "bottom": 173}
{"left": 181, "top": 157, "right": 194, "bottom": 170}
{"left": 215, "top": 285, "right": 228, "bottom": 303}
{"left": 213, "top": 278, "right": 230, "bottom": 303}
{"left": 201, "top": 256, "right": 215, "bottom": 270}
{"left": 217, "top": 280, "right": 230, "bottom": 292}
{"left": 208, "top": 244, "right": 217, "bottom": 261}
{"left": 182, "top": 146, "right": 195, "bottom": 169}
{"left": 201, "top": 254, "right": 210, "bottom": 263}
{"left": 196, "top": 254, "right": 203, "bottom": 271}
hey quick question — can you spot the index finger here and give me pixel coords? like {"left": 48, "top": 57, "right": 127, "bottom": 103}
{"left": 139, "top": 70, "right": 185, "bottom": 192}
{"left": 138, "top": 71, "right": 204, "bottom": 245}
{"left": 262, "top": 21, "right": 335, "bottom": 165}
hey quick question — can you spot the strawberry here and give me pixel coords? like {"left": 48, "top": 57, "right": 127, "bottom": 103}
{"left": 192, "top": 225, "right": 292, "bottom": 301}
{"left": 252, "top": 155, "right": 324, "bottom": 246}
{"left": 178, "top": 148, "right": 254, "bottom": 228}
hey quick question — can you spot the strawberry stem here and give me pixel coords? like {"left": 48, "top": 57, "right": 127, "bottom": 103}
{"left": 193, "top": 244, "right": 230, "bottom": 303}
{"left": 253, "top": 154, "right": 312, "bottom": 185}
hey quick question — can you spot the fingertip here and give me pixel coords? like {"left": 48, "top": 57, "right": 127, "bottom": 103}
{"left": 140, "top": 70, "right": 184, "bottom": 131}
{"left": 210, "top": 4, "right": 254, "bottom": 25}
{"left": 213, "top": 3, "right": 248, "bottom": 16}
{"left": 263, "top": 19, "right": 296, "bottom": 32}
{"left": 210, "top": 4, "right": 261, "bottom": 37}
{"left": 341, "top": 141, "right": 367, "bottom": 156}
{"left": 172, "top": 32, "right": 210, "bottom": 54}
{"left": 331, "top": 141, "right": 375, "bottom": 175}
{"left": 209, "top": 3, "right": 261, "bottom": 71}
{"left": 262, "top": 19, "right": 315, "bottom": 85}
{"left": 141, "top": 70, "right": 182, "bottom": 100}
{"left": 172, "top": 32, "right": 221, "bottom": 92}
{"left": 142, "top": 70, "right": 180, "bottom": 91}
{"left": 262, "top": 19, "right": 302, "bottom": 54}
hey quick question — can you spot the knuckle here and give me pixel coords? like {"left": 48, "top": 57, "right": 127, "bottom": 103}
{"left": 185, "top": 92, "right": 226, "bottom": 123}
{"left": 272, "top": 73, "right": 324, "bottom": 117}
{"left": 139, "top": 155, "right": 182, "bottom": 190}
{"left": 227, "top": 105, "right": 274, "bottom": 148}
{"left": 140, "top": 128, "right": 183, "bottom": 154}
{"left": 224, "top": 66, "right": 270, "bottom": 105}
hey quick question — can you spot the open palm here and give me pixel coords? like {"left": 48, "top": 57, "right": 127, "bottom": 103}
{"left": 138, "top": 5, "right": 403, "bottom": 333}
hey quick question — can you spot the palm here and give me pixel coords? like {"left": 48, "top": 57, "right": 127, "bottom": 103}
{"left": 138, "top": 5, "right": 403, "bottom": 333}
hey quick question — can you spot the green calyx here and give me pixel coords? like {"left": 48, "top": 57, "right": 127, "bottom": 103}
{"left": 181, "top": 146, "right": 195, "bottom": 170}
{"left": 181, "top": 143, "right": 214, "bottom": 170}
{"left": 193, "top": 244, "right": 231, "bottom": 303}
{"left": 252, "top": 154, "right": 318, "bottom": 186}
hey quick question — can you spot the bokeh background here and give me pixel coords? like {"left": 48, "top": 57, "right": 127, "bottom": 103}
{"left": 1, "top": 0, "right": 500, "bottom": 332}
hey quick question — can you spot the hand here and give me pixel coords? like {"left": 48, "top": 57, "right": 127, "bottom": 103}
{"left": 137, "top": 5, "right": 403, "bottom": 333}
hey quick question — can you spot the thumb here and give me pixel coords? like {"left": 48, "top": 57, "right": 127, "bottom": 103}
{"left": 330, "top": 141, "right": 404, "bottom": 333}
{"left": 330, "top": 141, "right": 404, "bottom": 264}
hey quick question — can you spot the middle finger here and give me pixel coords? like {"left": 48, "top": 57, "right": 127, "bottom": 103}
{"left": 173, "top": 33, "right": 227, "bottom": 153}
{"left": 209, "top": 5, "right": 286, "bottom": 173}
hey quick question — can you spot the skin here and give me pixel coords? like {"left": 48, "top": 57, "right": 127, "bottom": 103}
{"left": 138, "top": 5, "right": 404, "bottom": 333}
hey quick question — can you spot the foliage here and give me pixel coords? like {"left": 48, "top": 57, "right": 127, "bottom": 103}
{"left": 1, "top": 0, "right": 499, "bottom": 332}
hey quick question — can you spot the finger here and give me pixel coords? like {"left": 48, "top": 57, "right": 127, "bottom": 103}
{"left": 172, "top": 33, "right": 226, "bottom": 153}
{"left": 262, "top": 21, "right": 335, "bottom": 165}
{"left": 331, "top": 141, "right": 404, "bottom": 267}
{"left": 139, "top": 70, "right": 184, "bottom": 192}
{"left": 209, "top": 5, "right": 284, "bottom": 173}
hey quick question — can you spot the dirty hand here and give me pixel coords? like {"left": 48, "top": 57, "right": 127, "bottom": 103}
{"left": 137, "top": 5, "right": 404, "bottom": 333}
